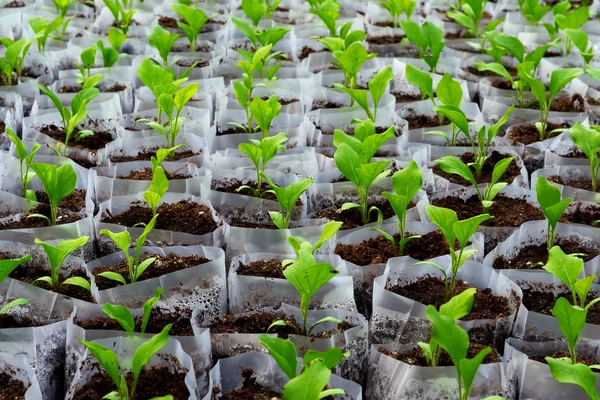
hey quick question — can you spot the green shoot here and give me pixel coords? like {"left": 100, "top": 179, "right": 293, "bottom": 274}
{"left": 0, "top": 256, "right": 33, "bottom": 314}
{"left": 6, "top": 127, "right": 40, "bottom": 202}
{"left": 0, "top": 35, "right": 39, "bottom": 86}
{"left": 33, "top": 237, "right": 90, "bottom": 293}
{"left": 380, "top": 0, "right": 416, "bottom": 27}
{"left": 260, "top": 173, "right": 314, "bottom": 229}
{"left": 170, "top": 3, "right": 216, "bottom": 52}
{"left": 28, "top": 163, "right": 77, "bottom": 226}
{"left": 238, "top": 132, "right": 288, "bottom": 198}
{"left": 287, "top": 221, "right": 343, "bottom": 257}
{"left": 535, "top": 176, "right": 572, "bottom": 249}
{"left": 143, "top": 167, "right": 169, "bottom": 218}
{"left": 102, "top": 287, "right": 164, "bottom": 336}
{"left": 399, "top": 21, "right": 445, "bottom": 73}
{"left": 569, "top": 123, "right": 600, "bottom": 192}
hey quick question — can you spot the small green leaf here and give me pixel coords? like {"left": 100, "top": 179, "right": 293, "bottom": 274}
{"left": 259, "top": 335, "right": 297, "bottom": 380}
{"left": 440, "top": 288, "right": 476, "bottom": 320}
{"left": 98, "top": 272, "right": 127, "bottom": 286}
{"left": 102, "top": 303, "right": 135, "bottom": 334}
{"left": 546, "top": 358, "right": 600, "bottom": 400}
{"left": 79, "top": 340, "right": 121, "bottom": 387}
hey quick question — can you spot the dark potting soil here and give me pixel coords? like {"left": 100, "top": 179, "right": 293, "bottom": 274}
{"left": 76, "top": 309, "right": 194, "bottom": 336}
{"left": 72, "top": 364, "right": 189, "bottom": 400}
{"left": 216, "top": 124, "right": 249, "bottom": 136}
{"left": 92, "top": 253, "right": 210, "bottom": 290}
{"left": 0, "top": 121, "right": 5, "bottom": 134}
{"left": 465, "top": 65, "right": 517, "bottom": 78}
{"left": 158, "top": 15, "right": 181, "bottom": 28}
{"left": 38, "top": 124, "right": 114, "bottom": 151}
{"left": 101, "top": 200, "right": 219, "bottom": 235}
{"left": 388, "top": 276, "right": 511, "bottom": 321}
{"left": 404, "top": 113, "right": 447, "bottom": 129}
{"left": 211, "top": 178, "right": 303, "bottom": 205}
{"left": 432, "top": 193, "right": 544, "bottom": 227}
{"left": 103, "top": 83, "right": 127, "bottom": 93}
{"left": 507, "top": 122, "right": 570, "bottom": 146}
{"left": 209, "top": 312, "right": 300, "bottom": 338}
{"left": 492, "top": 238, "right": 599, "bottom": 270}
{"left": 380, "top": 342, "right": 499, "bottom": 367}
{"left": 299, "top": 45, "right": 322, "bottom": 60}
{"left": 314, "top": 197, "right": 400, "bottom": 230}
{"left": 432, "top": 151, "right": 521, "bottom": 185}
{"left": 312, "top": 100, "right": 344, "bottom": 110}
{"left": 35, "top": 189, "right": 87, "bottom": 212}
{"left": 0, "top": 371, "right": 28, "bottom": 399}
{"left": 525, "top": 93, "right": 585, "bottom": 112}
{"left": 548, "top": 175, "right": 599, "bottom": 192}
{"left": 522, "top": 287, "right": 600, "bottom": 325}
{"left": 58, "top": 85, "right": 81, "bottom": 93}
{"left": 564, "top": 202, "right": 600, "bottom": 226}
{"left": 317, "top": 125, "right": 401, "bottom": 137}
{"left": 530, "top": 349, "right": 599, "bottom": 366}
{"left": 365, "top": 34, "right": 404, "bottom": 45}
{"left": 237, "top": 258, "right": 284, "bottom": 279}
{"left": 3, "top": 0, "right": 25, "bottom": 7}
{"left": 444, "top": 30, "right": 475, "bottom": 40}
{"left": 109, "top": 149, "right": 200, "bottom": 163}
{"left": 0, "top": 312, "right": 43, "bottom": 328}
{"left": 392, "top": 91, "right": 422, "bottom": 103}
{"left": 0, "top": 203, "right": 81, "bottom": 230}
{"left": 175, "top": 58, "right": 210, "bottom": 68}
{"left": 260, "top": 96, "right": 299, "bottom": 106}
{"left": 335, "top": 230, "right": 461, "bottom": 266}
{"left": 118, "top": 167, "right": 192, "bottom": 181}
{"left": 215, "top": 369, "right": 282, "bottom": 400}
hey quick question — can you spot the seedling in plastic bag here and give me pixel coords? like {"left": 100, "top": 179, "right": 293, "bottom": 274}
{"left": 36, "top": 84, "right": 100, "bottom": 156}
{"left": 99, "top": 215, "right": 159, "bottom": 286}
{"left": 6, "top": 128, "right": 40, "bottom": 202}
{"left": 97, "top": 28, "right": 127, "bottom": 68}
{"left": 170, "top": 3, "right": 217, "bottom": 52}
{"left": 102, "top": 287, "right": 164, "bottom": 336}
{"left": 333, "top": 42, "right": 377, "bottom": 92}
{"left": 287, "top": 221, "right": 343, "bottom": 257}
{"left": 0, "top": 255, "right": 33, "bottom": 314}
{"left": 103, "top": 0, "right": 137, "bottom": 35}
{"left": 33, "top": 236, "right": 90, "bottom": 292}
{"left": 259, "top": 334, "right": 349, "bottom": 399}
{"left": 0, "top": 34, "right": 40, "bottom": 87}
{"left": 144, "top": 167, "right": 169, "bottom": 218}
{"left": 310, "top": 0, "right": 341, "bottom": 37}
{"left": 148, "top": 25, "right": 179, "bottom": 68}
{"left": 29, "top": 16, "right": 64, "bottom": 51}
{"left": 150, "top": 145, "right": 186, "bottom": 173}
{"left": 399, "top": 21, "right": 444, "bottom": 73}
{"left": 238, "top": 131, "right": 288, "bottom": 197}
{"left": 416, "top": 205, "right": 490, "bottom": 301}
{"left": 569, "top": 123, "right": 600, "bottom": 192}
{"left": 447, "top": 0, "right": 499, "bottom": 51}
{"left": 372, "top": 160, "right": 422, "bottom": 256}
{"left": 564, "top": 29, "right": 594, "bottom": 66}
{"left": 260, "top": 173, "right": 314, "bottom": 229}
{"left": 28, "top": 162, "right": 78, "bottom": 226}
{"left": 380, "top": 0, "right": 416, "bottom": 27}
{"left": 535, "top": 176, "right": 572, "bottom": 249}
{"left": 520, "top": 0, "right": 550, "bottom": 26}
{"left": 545, "top": 4, "right": 589, "bottom": 56}
{"left": 74, "top": 45, "right": 102, "bottom": 89}
{"left": 79, "top": 324, "right": 172, "bottom": 400}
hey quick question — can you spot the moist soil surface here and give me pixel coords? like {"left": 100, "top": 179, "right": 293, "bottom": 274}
{"left": 237, "top": 258, "right": 284, "bottom": 279}
{"left": 0, "top": 203, "right": 81, "bottom": 230}
{"left": 38, "top": 124, "right": 114, "bottom": 151}
{"left": 209, "top": 312, "right": 300, "bottom": 338}
{"left": 465, "top": 65, "right": 517, "bottom": 78}
{"left": 110, "top": 149, "right": 200, "bottom": 163}
{"left": 365, "top": 34, "right": 404, "bottom": 45}
{"left": 72, "top": 364, "right": 189, "bottom": 400}
{"left": 388, "top": 276, "right": 511, "bottom": 321}
{"left": 565, "top": 202, "right": 600, "bottom": 226}
{"left": 215, "top": 369, "right": 282, "bottom": 400}
{"left": 92, "top": 253, "right": 211, "bottom": 290}
{"left": 432, "top": 194, "right": 544, "bottom": 227}
{"left": 548, "top": 175, "right": 599, "bottom": 192}
{"left": 211, "top": 178, "right": 302, "bottom": 205}
{"left": 335, "top": 230, "right": 461, "bottom": 266}
{"left": 314, "top": 198, "right": 401, "bottom": 230}
{"left": 104, "top": 83, "right": 127, "bottom": 93}
{"left": 175, "top": 58, "right": 210, "bottom": 68}
{"left": 432, "top": 151, "right": 521, "bottom": 185}
{"left": 404, "top": 114, "right": 448, "bottom": 130}
{"left": 118, "top": 167, "right": 192, "bottom": 180}
{"left": 312, "top": 100, "right": 344, "bottom": 110}
{"left": 524, "top": 93, "right": 585, "bottom": 112}
{"left": 507, "top": 121, "right": 570, "bottom": 145}
{"left": 522, "top": 287, "right": 600, "bottom": 325}
{"left": 0, "top": 313, "right": 43, "bottom": 328}
{"left": 101, "top": 200, "right": 219, "bottom": 236}
{"left": 392, "top": 91, "right": 422, "bottom": 103}
{"left": 380, "top": 342, "right": 499, "bottom": 366}
{"left": 0, "top": 371, "right": 28, "bottom": 399}
{"left": 530, "top": 349, "right": 599, "bottom": 366}
{"left": 492, "top": 237, "right": 599, "bottom": 270}
{"left": 35, "top": 189, "right": 87, "bottom": 212}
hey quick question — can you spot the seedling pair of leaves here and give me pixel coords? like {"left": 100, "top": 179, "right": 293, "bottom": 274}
{"left": 418, "top": 205, "right": 490, "bottom": 301}
{"left": 380, "top": 0, "right": 416, "bottom": 27}
{"left": 150, "top": 145, "right": 186, "bottom": 172}
{"left": 6, "top": 128, "right": 40, "bottom": 202}
{"left": 0, "top": 256, "right": 34, "bottom": 314}
{"left": 170, "top": 3, "right": 217, "bottom": 52}
{"left": 33, "top": 236, "right": 91, "bottom": 293}
{"left": 37, "top": 83, "right": 99, "bottom": 156}
{"left": 79, "top": 324, "right": 173, "bottom": 400}
{"left": 144, "top": 166, "right": 169, "bottom": 217}
{"left": 519, "top": 0, "right": 550, "bottom": 26}
{"left": 447, "top": 0, "right": 500, "bottom": 51}
{"left": 332, "top": 66, "right": 394, "bottom": 123}
{"left": 535, "top": 176, "right": 572, "bottom": 250}
{"left": 286, "top": 221, "right": 343, "bottom": 260}
{"left": 238, "top": 131, "right": 288, "bottom": 197}
{"left": 29, "top": 16, "right": 71, "bottom": 51}
{"left": 310, "top": 0, "right": 341, "bottom": 37}
{"left": 102, "top": 287, "right": 164, "bottom": 336}
{"left": 332, "top": 42, "right": 377, "bottom": 91}
{"left": 259, "top": 335, "right": 348, "bottom": 400}
{"left": 259, "top": 174, "right": 313, "bottom": 229}
{"left": 399, "top": 21, "right": 444, "bottom": 73}
{"left": 97, "top": 28, "right": 127, "bottom": 68}
{"left": 0, "top": 34, "right": 40, "bottom": 87}
{"left": 103, "top": 0, "right": 137, "bottom": 35}
{"left": 27, "top": 162, "right": 77, "bottom": 226}
{"left": 148, "top": 25, "right": 180, "bottom": 68}
{"left": 372, "top": 160, "right": 422, "bottom": 257}
{"left": 316, "top": 18, "right": 366, "bottom": 54}
{"left": 544, "top": 4, "right": 589, "bottom": 56}
{"left": 233, "top": 0, "right": 289, "bottom": 49}
{"left": 568, "top": 123, "right": 600, "bottom": 192}
{"left": 74, "top": 45, "right": 102, "bottom": 89}
{"left": 482, "top": 30, "right": 524, "bottom": 64}
{"left": 333, "top": 118, "right": 395, "bottom": 225}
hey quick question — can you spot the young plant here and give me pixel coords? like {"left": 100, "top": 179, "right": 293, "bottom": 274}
{"left": 535, "top": 176, "right": 572, "bottom": 249}
{"left": 543, "top": 246, "right": 600, "bottom": 309}
{"left": 74, "top": 45, "right": 102, "bottom": 89}
{"left": 150, "top": 145, "right": 186, "bottom": 172}
{"left": 416, "top": 205, "right": 490, "bottom": 302}
{"left": 333, "top": 119, "right": 396, "bottom": 225}
{"left": 260, "top": 174, "right": 314, "bottom": 229}
{"left": 470, "top": 105, "right": 515, "bottom": 177}
{"left": 99, "top": 214, "right": 159, "bottom": 286}
{"left": 32, "top": 236, "right": 90, "bottom": 293}
{"left": 97, "top": 29, "right": 127, "bottom": 68}
{"left": 170, "top": 3, "right": 216, "bottom": 52}
{"left": 372, "top": 160, "right": 422, "bottom": 256}
{"left": 569, "top": 123, "right": 600, "bottom": 192}
{"left": 563, "top": 29, "right": 594, "bottom": 66}
{"left": 522, "top": 67, "right": 584, "bottom": 140}
{"left": 287, "top": 221, "right": 343, "bottom": 257}
{"left": 310, "top": 0, "right": 341, "bottom": 37}
{"left": 28, "top": 163, "right": 77, "bottom": 226}
{"left": 79, "top": 324, "right": 172, "bottom": 400}
{"left": 237, "top": 131, "right": 288, "bottom": 197}
{"left": 447, "top": 0, "right": 493, "bottom": 51}
{"left": 482, "top": 31, "right": 523, "bottom": 64}
{"left": 144, "top": 166, "right": 169, "bottom": 218}
{"left": 333, "top": 66, "right": 394, "bottom": 123}
{"left": 380, "top": 0, "right": 416, "bottom": 27}
{"left": 233, "top": 95, "right": 281, "bottom": 137}
{"left": 399, "top": 21, "right": 445, "bottom": 73}
{"left": 420, "top": 305, "right": 493, "bottom": 400}
{"left": 29, "top": 16, "right": 63, "bottom": 52}
{"left": 6, "top": 128, "right": 40, "bottom": 201}
{"left": 0, "top": 256, "right": 33, "bottom": 314}
{"left": 333, "top": 42, "right": 377, "bottom": 91}
{"left": 148, "top": 25, "right": 179, "bottom": 68}
{"left": 545, "top": 5, "right": 589, "bottom": 56}
{"left": 259, "top": 335, "right": 348, "bottom": 399}
{"left": 36, "top": 84, "right": 100, "bottom": 156}
{"left": 103, "top": 0, "right": 137, "bottom": 35}
{"left": 102, "top": 287, "right": 164, "bottom": 336}
{"left": 0, "top": 35, "right": 39, "bottom": 87}
{"left": 519, "top": 0, "right": 550, "bottom": 26}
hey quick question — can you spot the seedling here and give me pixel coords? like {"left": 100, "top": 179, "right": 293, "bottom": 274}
{"left": 333, "top": 119, "right": 395, "bottom": 225}
{"left": 416, "top": 205, "right": 490, "bottom": 301}
{"left": 380, "top": 0, "right": 416, "bottom": 26}
{"left": 447, "top": 0, "right": 498, "bottom": 51}
{"left": 569, "top": 123, "right": 600, "bottom": 192}
{"left": 238, "top": 131, "right": 288, "bottom": 197}
{"left": 317, "top": 18, "right": 366, "bottom": 55}
{"left": 0, "top": 35, "right": 39, "bottom": 87}
{"left": 333, "top": 66, "right": 394, "bottom": 123}
{"left": 260, "top": 173, "right": 314, "bottom": 229}
{"left": 53, "top": 0, "right": 73, "bottom": 18}
{"left": 287, "top": 221, "right": 343, "bottom": 258}
{"left": 148, "top": 25, "right": 179, "bottom": 68}
{"left": 170, "top": 3, "right": 216, "bottom": 52}
{"left": 544, "top": 5, "right": 589, "bottom": 56}
{"left": 144, "top": 167, "right": 169, "bottom": 218}
{"left": 420, "top": 305, "right": 493, "bottom": 400}
{"left": 102, "top": 287, "right": 164, "bottom": 336}
{"left": 483, "top": 31, "right": 523, "bottom": 64}
{"left": 74, "top": 45, "right": 102, "bottom": 89}
{"left": 232, "top": 0, "right": 289, "bottom": 49}
{"left": 259, "top": 335, "right": 348, "bottom": 399}
{"left": 27, "top": 163, "right": 77, "bottom": 226}
{"left": 36, "top": 84, "right": 100, "bottom": 156}
{"left": 97, "top": 29, "right": 127, "bottom": 68}
{"left": 522, "top": 67, "right": 584, "bottom": 140}
{"left": 150, "top": 145, "right": 186, "bottom": 172}
{"left": 520, "top": 0, "right": 550, "bottom": 26}
{"left": 0, "top": 256, "right": 33, "bottom": 314}
{"left": 472, "top": 106, "right": 515, "bottom": 177}
{"left": 333, "top": 42, "right": 377, "bottom": 91}
{"left": 399, "top": 21, "right": 445, "bottom": 73}
{"left": 103, "top": 0, "right": 137, "bottom": 35}
{"left": 79, "top": 324, "right": 172, "bottom": 400}
{"left": 372, "top": 160, "right": 422, "bottom": 256}
{"left": 310, "top": 0, "right": 341, "bottom": 37}
{"left": 233, "top": 95, "right": 281, "bottom": 138}
{"left": 29, "top": 16, "right": 63, "bottom": 52}
{"left": 99, "top": 215, "right": 159, "bottom": 286}
{"left": 32, "top": 236, "right": 90, "bottom": 293}
{"left": 536, "top": 176, "right": 572, "bottom": 249}
{"left": 563, "top": 29, "right": 594, "bottom": 66}
{"left": 6, "top": 128, "right": 40, "bottom": 202}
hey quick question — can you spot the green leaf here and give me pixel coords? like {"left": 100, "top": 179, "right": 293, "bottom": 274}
{"left": 250, "top": 96, "right": 281, "bottom": 136}
{"left": 312, "top": 221, "right": 343, "bottom": 253}
{"left": 369, "top": 66, "right": 394, "bottom": 111}
{"left": 551, "top": 297, "right": 587, "bottom": 358}
{"left": 303, "top": 347, "right": 347, "bottom": 369}
{"left": 0, "top": 255, "right": 32, "bottom": 283}
{"left": 426, "top": 305, "right": 469, "bottom": 365}
{"left": 474, "top": 61, "right": 513, "bottom": 82}
{"left": 62, "top": 276, "right": 91, "bottom": 291}
{"left": 136, "top": 214, "right": 158, "bottom": 263}
{"left": 405, "top": 64, "right": 434, "bottom": 99}
{"left": 546, "top": 358, "right": 600, "bottom": 400}
{"left": 102, "top": 303, "right": 135, "bottom": 334}
{"left": 0, "top": 298, "right": 29, "bottom": 314}
{"left": 334, "top": 143, "right": 362, "bottom": 186}
{"left": 142, "top": 286, "right": 163, "bottom": 334}
{"left": 79, "top": 340, "right": 121, "bottom": 386}
{"left": 576, "top": 276, "right": 596, "bottom": 308}
{"left": 98, "top": 271, "right": 127, "bottom": 286}
{"left": 491, "top": 156, "right": 516, "bottom": 186}
{"left": 549, "top": 68, "right": 584, "bottom": 100}
{"left": 453, "top": 213, "right": 491, "bottom": 249}
{"left": 436, "top": 73, "right": 462, "bottom": 107}
{"left": 543, "top": 246, "right": 584, "bottom": 293}
{"left": 431, "top": 105, "right": 470, "bottom": 136}
{"left": 148, "top": 25, "right": 179, "bottom": 64}
{"left": 307, "top": 316, "right": 342, "bottom": 337}
{"left": 100, "top": 230, "right": 131, "bottom": 260}
{"left": 426, "top": 205, "right": 458, "bottom": 247}
{"left": 174, "top": 83, "right": 198, "bottom": 111}
{"left": 144, "top": 167, "right": 169, "bottom": 213}
{"left": 132, "top": 324, "right": 172, "bottom": 382}
{"left": 435, "top": 156, "right": 477, "bottom": 187}
{"left": 282, "top": 359, "right": 331, "bottom": 400}
{"left": 440, "top": 288, "right": 477, "bottom": 320}
{"left": 459, "top": 346, "right": 492, "bottom": 399}
{"left": 134, "top": 257, "right": 156, "bottom": 281}
{"left": 391, "top": 159, "right": 422, "bottom": 206}
{"left": 258, "top": 335, "right": 297, "bottom": 380}
{"left": 536, "top": 176, "right": 572, "bottom": 229}
{"left": 333, "top": 42, "right": 372, "bottom": 80}
{"left": 35, "top": 237, "right": 88, "bottom": 276}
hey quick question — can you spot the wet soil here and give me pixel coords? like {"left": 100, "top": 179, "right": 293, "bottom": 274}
{"left": 565, "top": 202, "right": 600, "bottom": 226}
{"left": 312, "top": 100, "right": 344, "bottom": 110}
{"left": 530, "top": 349, "right": 599, "bottom": 366}
{"left": 314, "top": 197, "right": 400, "bottom": 230}
{"left": 110, "top": 149, "right": 200, "bottom": 163}
{"left": 392, "top": 92, "right": 422, "bottom": 103}
{"left": 0, "top": 371, "right": 28, "bottom": 399}
{"left": 214, "top": 369, "right": 282, "bottom": 400}
{"left": 380, "top": 342, "right": 499, "bottom": 366}
{"left": 209, "top": 312, "right": 300, "bottom": 338}
{"left": 507, "top": 121, "right": 571, "bottom": 145}
{"left": 366, "top": 34, "right": 404, "bottom": 45}
{"left": 35, "top": 189, "right": 87, "bottom": 212}
{"left": 211, "top": 178, "right": 302, "bottom": 205}
{"left": 432, "top": 151, "right": 521, "bottom": 185}
{"left": 0, "top": 203, "right": 81, "bottom": 230}
{"left": 118, "top": 167, "right": 192, "bottom": 181}
{"left": 38, "top": 124, "right": 114, "bottom": 151}
{"left": 548, "top": 175, "right": 599, "bottom": 192}
{"left": 522, "top": 287, "right": 600, "bottom": 325}
{"left": 237, "top": 258, "right": 284, "bottom": 279}
{"left": 524, "top": 94, "right": 585, "bottom": 113}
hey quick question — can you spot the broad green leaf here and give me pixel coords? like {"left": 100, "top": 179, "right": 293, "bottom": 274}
{"left": 132, "top": 324, "right": 172, "bottom": 380}
{"left": 142, "top": 287, "right": 163, "bottom": 334}
{"left": 460, "top": 346, "right": 493, "bottom": 398}
{"left": 0, "top": 298, "right": 29, "bottom": 314}
{"left": 100, "top": 230, "right": 131, "bottom": 259}
{"left": 405, "top": 64, "right": 434, "bottom": 99}
{"left": 259, "top": 335, "right": 297, "bottom": 380}
{"left": 546, "top": 357, "right": 600, "bottom": 400}
{"left": 552, "top": 297, "right": 587, "bottom": 354}
{"left": 303, "top": 347, "right": 348, "bottom": 369}
{"left": 98, "top": 271, "right": 127, "bottom": 285}
{"left": 0, "top": 255, "right": 32, "bottom": 282}
{"left": 369, "top": 66, "right": 394, "bottom": 110}
{"left": 426, "top": 305, "right": 469, "bottom": 365}
{"left": 431, "top": 105, "right": 470, "bottom": 136}
{"left": 453, "top": 214, "right": 491, "bottom": 248}
{"left": 549, "top": 68, "right": 584, "bottom": 100}
{"left": 79, "top": 340, "right": 121, "bottom": 386}
{"left": 436, "top": 73, "right": 462, "bottom": 107}
{"left": 426, "top": 205, "right": 458, "bottom": 247}
{"left": 102, "top": 303, "right": 135, "bottom": 334}
{"left": 542, "top": 246, "right": 583, "bottom": 292}
{"left": 435, "top": 156, "right": 477, "bottom": 187}
{"left": 282, "top": 359, "right": 331, "bottom": 400}
{"left": 440, "top": 288, "right": 476, "bottom": 320}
